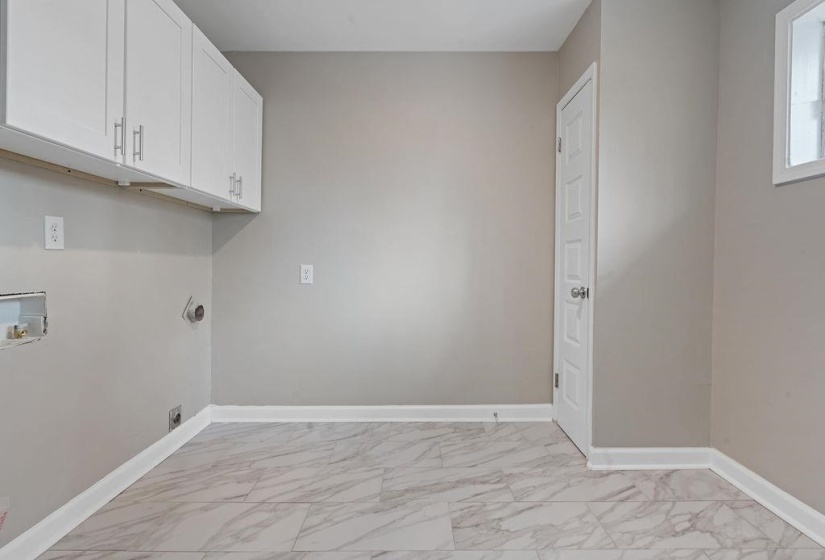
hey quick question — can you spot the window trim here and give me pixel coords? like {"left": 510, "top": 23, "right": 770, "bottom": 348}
{"left": 774, "top": 0, "right": 825, "bottom": 185}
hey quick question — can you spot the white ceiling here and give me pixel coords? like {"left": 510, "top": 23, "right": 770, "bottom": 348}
{"left": 175, "top": 0, "right": 591, "bottom": 52}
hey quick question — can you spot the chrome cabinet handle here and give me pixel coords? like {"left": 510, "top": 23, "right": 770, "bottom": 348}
{"left": 114, "top": 117, "right": 125, "bottom": 156}
{"left": 133, "top": 125, "right": 144, "bottom": 162}
{"left": 237, "top": 175, "right": 243, "bottom": 199}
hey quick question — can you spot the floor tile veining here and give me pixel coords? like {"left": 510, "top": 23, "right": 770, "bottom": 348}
{"left": 42, "top": 422, "right": 824, "bottom": 559}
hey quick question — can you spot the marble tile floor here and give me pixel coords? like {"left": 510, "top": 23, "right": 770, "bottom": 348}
{"left": 40, "top": 422, "right": 824, "bottom": 560}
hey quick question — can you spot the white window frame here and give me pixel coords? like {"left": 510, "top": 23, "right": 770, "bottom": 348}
{"left": 774, "top": 0, "right": 825, "bottom": 185}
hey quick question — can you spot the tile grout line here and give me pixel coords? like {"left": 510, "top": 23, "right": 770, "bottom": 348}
{"left": 446, "top": 502, "right": 460, "bottom": 552}
{"left": 289, "top": 501, "right": 315, "bottom": 553}
{"left": 721, "top": 499, "right": 794, "bottom": 548}
{"left": 377, "top": 467, "right": 389, "bottom": 503}
{"left": 240, "top": 467, "right": 273, "bottom": 504}
{"left": 585, "top": 500, "right": 621, "bottom": 549}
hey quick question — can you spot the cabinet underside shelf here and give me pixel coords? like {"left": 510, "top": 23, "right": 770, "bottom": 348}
{"left": 0, "top": 148, "right": 251, "bottom": 214}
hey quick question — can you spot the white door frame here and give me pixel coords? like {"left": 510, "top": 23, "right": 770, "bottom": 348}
{"left": 553, "top": 62, "right": 598, "bottom": 457}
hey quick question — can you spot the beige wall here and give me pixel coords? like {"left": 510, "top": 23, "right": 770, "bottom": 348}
{"left": 0, "top": 160, "right": 212, "bottom": 546}
{"left": 593, "top": 0, "right": 720, "bottom": 447}
{"left": 558, "top": 0, "right": 601, "bottom": 97}
{"left": 713, "top": 0, "right": 825, "bottom": 513}
{"left": 213, "top": 53, "right": 558, "bottom": 406}
{"left": 3, "top": 0, "right": 824, "bottom": 546}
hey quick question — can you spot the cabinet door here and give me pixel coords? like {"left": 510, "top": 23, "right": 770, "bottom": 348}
{"left": 232, "top": 71, "right": 263, "bottom": 212}
{"left": 124, "top": 0, "right": 191, "bottom": 185}
{"left": 190, "top": 25, "right": 233, "bottom": 201}
{"left": 3, "top": 0, "right": 125, "bottom": 161}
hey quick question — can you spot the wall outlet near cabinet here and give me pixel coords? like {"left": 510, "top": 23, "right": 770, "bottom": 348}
{"left": 44, "top": 216, "right": 64, "bottom": 250}
{"left": 300, "top": 264, "right": 314, "bottom": 285}
{"left": 169, "top": 405, "right": 182, "bottom": 432}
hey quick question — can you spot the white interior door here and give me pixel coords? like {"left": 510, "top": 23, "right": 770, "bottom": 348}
{"left": 3, "top": 0, "right": 125, "bottom": 161}
{"left": 554, "top": 70, "right": 595, "bottom": 455}
{"left": 125, "top": 0, "right": 192, "bottom": 185}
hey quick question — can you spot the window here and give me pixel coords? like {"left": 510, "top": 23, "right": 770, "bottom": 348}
{"left": 774, "top": 0, "right": 825, "bottom": 184}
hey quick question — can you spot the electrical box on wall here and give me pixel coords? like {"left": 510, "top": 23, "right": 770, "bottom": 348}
{"left": 0, "top": 292, "right": 48, "bottom": 350}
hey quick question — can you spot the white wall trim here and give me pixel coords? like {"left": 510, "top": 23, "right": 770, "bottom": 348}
{"left": 772, "top": 0, "right": 825, "bottom": 185}
{"left": 588, "top": 447, "right": 713, "bottom": 470}
{"left": 711, "top": 449, "right": 825, "bottom": 548}
{"left": 210, "top": 404, "right": 553, "bottom": 423}
{"left": 0, "top": 406, "right": 211, "bottom": 560}
{"left": 6, "top": 418, "right": 823, "bottom": 558}
{"left": 587, "top": 446, "right": 825, "bottom": 548}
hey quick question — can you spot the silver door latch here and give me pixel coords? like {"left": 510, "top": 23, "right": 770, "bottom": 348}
{"left": 571, "top": 286, "right": 589, "bottom": 299}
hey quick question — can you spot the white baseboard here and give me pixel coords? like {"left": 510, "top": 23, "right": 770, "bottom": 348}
{"left": 0, "top": 406, "right": 211, "bottom": 560}
{"left": 588, "top": 447, "right": 712, "bottom": 470}
{"left": 210, "top": 403, "right": 553, "bottom": 423}
{"left": 0, "top": 402, "right": 548, "bottom": 559}
{"left": 6, "top": 413, "right": 823, "bottom": 558}
{"left": 711, "top": 449, "right": 825, "bottom": 548}
{"left": 587, "top": 446, "right": 825, "bottom": 548}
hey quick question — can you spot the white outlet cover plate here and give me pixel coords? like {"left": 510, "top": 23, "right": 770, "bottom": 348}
{"left": 44, "top": 216, "right": 64, "bottom": 250}
{"left": 300, "top": 264, "right": 313, "bottom": 285}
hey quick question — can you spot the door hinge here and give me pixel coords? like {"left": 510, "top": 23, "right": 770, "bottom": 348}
{"left": 557, "top": 138, "right": 562, "bottom": 153}
{"left": 554, "top": 372, "right": 560, "bottom": 388}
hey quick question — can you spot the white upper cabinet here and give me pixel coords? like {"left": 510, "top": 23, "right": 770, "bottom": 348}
{"left": 190, "top": 38, "right": 263, "bottom": 211}
{"left": 2, "top": 0, "right": 125, "bottom": 161}
{"left": 0, "top": 0, "right": 262, "bottom": 212}
{"left": 231, "top": 70, "right": 263, "bottom": 212}
{"left": 190, "top": 25, "right": 234, "bottom": 200}
{"left": 124, "top": 0, "right": 192, "bottom": 185}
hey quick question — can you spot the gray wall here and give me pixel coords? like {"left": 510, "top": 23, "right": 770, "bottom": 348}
{"left": 593, "top": 0, "right": 720, "bottom": 447}
{"left": 213, "top": 53, "right": 558, "bottom": 406}
{"left": 713, "top": 0, "right": 825, "bottom": 513}
{"left": 558, "top": 0, "right": 601, "bottom": 97}
{"left": 0, "top": 160, "right": 212, "bottom": 546}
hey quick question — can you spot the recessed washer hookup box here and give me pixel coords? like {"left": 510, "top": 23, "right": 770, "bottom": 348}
{"left": 0, "top": 292, "right": 47, "bottom": 350}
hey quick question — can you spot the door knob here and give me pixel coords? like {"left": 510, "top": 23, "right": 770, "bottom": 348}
{"left": 571, "top": 286, "right": 588, "bottom": 299}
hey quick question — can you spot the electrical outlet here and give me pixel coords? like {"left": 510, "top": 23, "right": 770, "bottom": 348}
{"left": 44, "top": 216, "right": 64, "bottom": 250}
{"left": 169, "top": 405, "right": 182, "bottom": 432}
{"left": 300, "top": 264, "right": 314, "bottom": 285}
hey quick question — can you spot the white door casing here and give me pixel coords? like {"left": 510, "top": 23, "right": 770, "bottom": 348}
{"left": 3, "top": 0, "right": 125, "bottom": 161}
{"left": 554, "top": 63, "right": 597, "bottom": 456}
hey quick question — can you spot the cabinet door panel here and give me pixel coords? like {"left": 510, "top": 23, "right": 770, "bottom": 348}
{"left": 125, "top": 0, "right": 191, "bottom": 185}
{"left": 3, "top": 0, "right": 124, "bottom": 161}
{"left": 232, "top": 71, "right": 263, "bottom": 212}
{"left": 191, "top": 25, "right": 233, "bottom": 201}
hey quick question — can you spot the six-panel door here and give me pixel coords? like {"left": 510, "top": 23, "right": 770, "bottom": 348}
{"left": 3, "top": 0, "right": 125, "bottom": 161}
{"left": 556, "top": 78, "right": 594, "bottom": 455}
